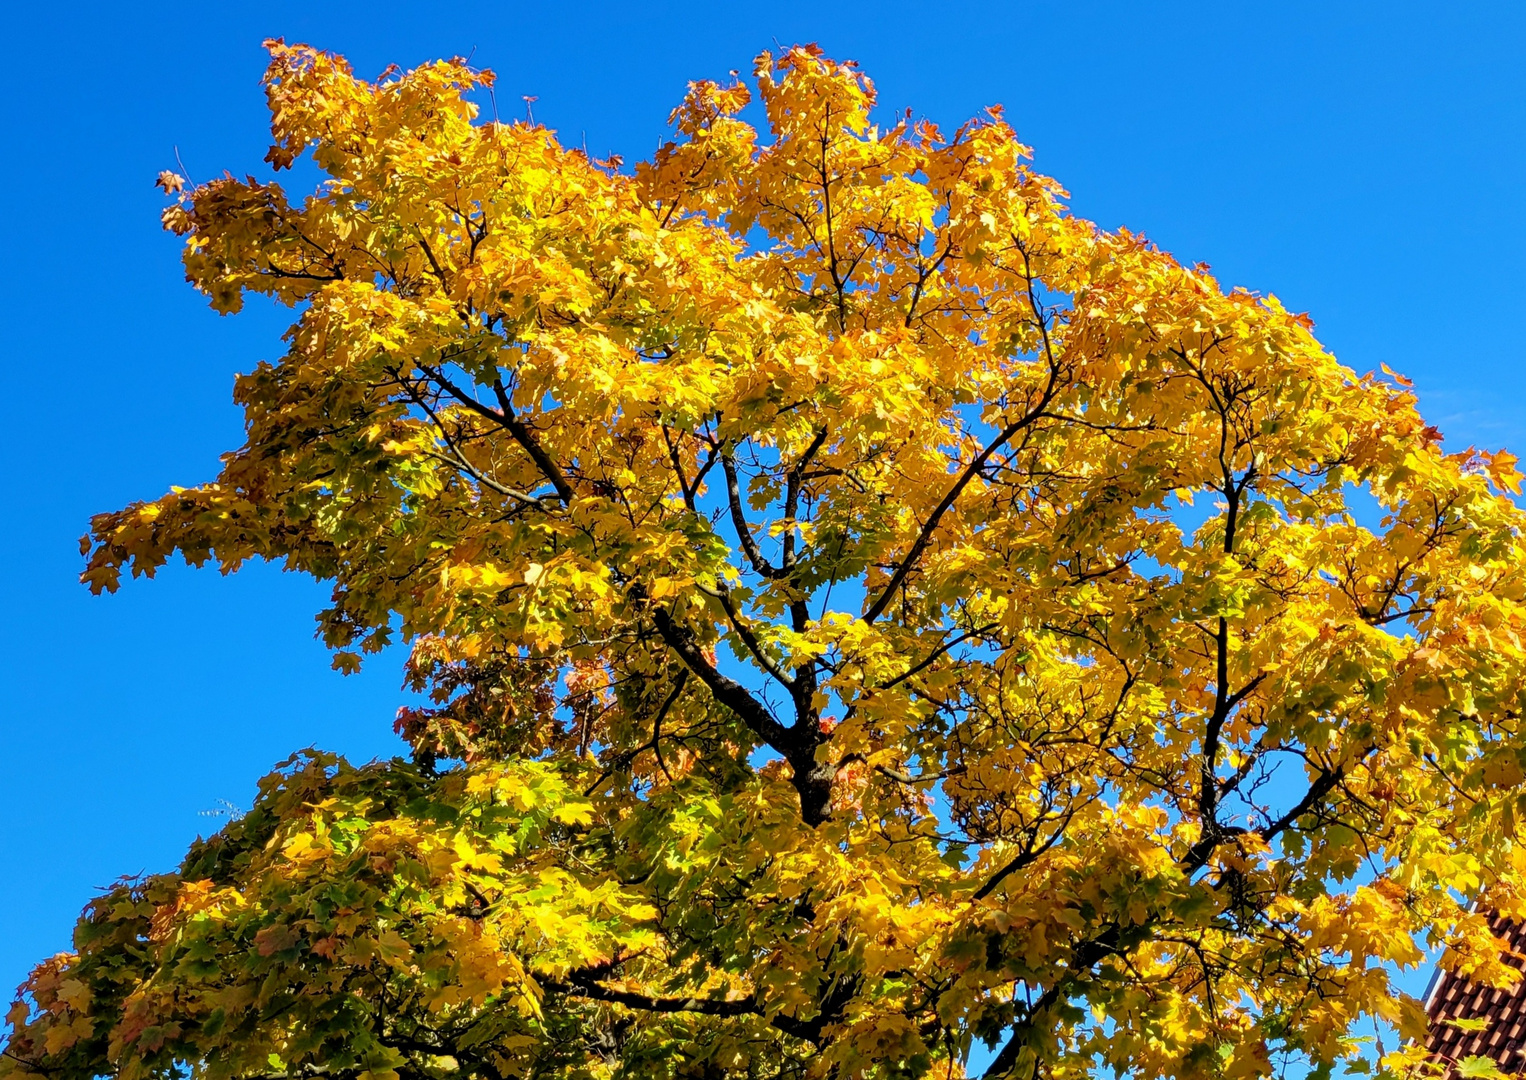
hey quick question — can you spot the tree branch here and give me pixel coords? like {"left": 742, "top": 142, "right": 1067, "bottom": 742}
{"left": 781, "top": 426, "right": 830, "bottom": 573}
{"left": 865, "top": 245, "right": 1060, "bottom": 625}
{"left": 972, "top": 812, "right": 1073, "bottom": 901}
{"left": 862, "top": 417, "right": 1034, "bottom": 625}
{"left": 981, "top": 750, "right": 1370, "bottom": 1078}
{"left": 646, "top": 601, "right": 793, "bottom": 751}
{"left": 880, "top": 623, "right": 998, "bottom": 690}
{"left": 490, "top": 379, "right": 575, "bottom": 504}
{"left": 542, "top": 971, "right": 825, "bottom": 1046}
{"left": 693, "top": 580, "right": 796, "bottom": 691}
{"left": 720, "top": 449, "right": 783, "bottom": 579}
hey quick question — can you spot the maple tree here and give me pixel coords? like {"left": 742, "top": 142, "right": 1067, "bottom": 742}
{"left": 9, "top": 37, "right": 1526, "bottom": 1080}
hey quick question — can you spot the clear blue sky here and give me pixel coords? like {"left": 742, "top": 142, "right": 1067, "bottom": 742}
{"left": 1, "top": 0, "right": 1522, "bottom": 1007}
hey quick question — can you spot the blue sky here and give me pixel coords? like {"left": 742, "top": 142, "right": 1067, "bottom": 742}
{"left": 1, "top": 0, "right": 1522, "bottom": 1014}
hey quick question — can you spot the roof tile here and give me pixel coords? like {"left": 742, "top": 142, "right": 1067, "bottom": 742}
{"left": 1425, "top": 913, "right": 1526, "bottom": 1073}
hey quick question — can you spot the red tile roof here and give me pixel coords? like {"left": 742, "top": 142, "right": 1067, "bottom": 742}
{"left": 1425, "top": 912, "right": 1526, "bottom": 1072}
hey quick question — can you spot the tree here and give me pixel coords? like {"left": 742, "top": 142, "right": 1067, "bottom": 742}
{"left": 6, "top": 37, "right": 1526, "bottom": 1080}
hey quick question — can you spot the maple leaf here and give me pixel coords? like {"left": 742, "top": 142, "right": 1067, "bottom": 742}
{"left": 1455, "top": 1056, "right": 1508, "bottom": 1079}
{"left": 1487, "top": 449, "right": 1524, "bottom": 495}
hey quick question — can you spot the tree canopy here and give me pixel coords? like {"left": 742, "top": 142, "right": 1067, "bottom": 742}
{"left": 8, "top": 39, "right": 1526, "bottom": 1080}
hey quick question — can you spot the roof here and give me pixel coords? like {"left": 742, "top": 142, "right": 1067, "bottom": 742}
{"left": 1425, "top": 912, "right": 1526, "bottom": 1072}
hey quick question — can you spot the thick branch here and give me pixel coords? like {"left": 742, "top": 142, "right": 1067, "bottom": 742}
{"left": 721, "top": 449, "right": 783, "bottom": 579}
{"left": 409, "top": 364, "right": 574, "bottom": 504}
{"left": 1197, "top": 465, "right": 1259, "bottom": 830}
{"left": 490, "top": 380, "right": 576, "bottom": 504}
{"left": 547, "top": 975, "right": 756, "bottom": 1018}
{"left": 781, "top": 426, "right": 830, "bottom": 573}
{"left": 391, "top": 369, "right": 556, "bottom": 510}
{"left": 647, "top": 603, "right": 792, "bottom": 751}
{"left": 542, "top": 972, "right": 825, "bottom": 1046}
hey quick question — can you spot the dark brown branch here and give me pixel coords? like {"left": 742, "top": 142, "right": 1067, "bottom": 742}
{"left": 390, "top": 368, "right": 556, "bottom": 509}
{"left": 1198, "top": 666, "right": 1265, "bottom": 828}
{"left": 972, "top": 835, "right": 1065, "bottom": 903}
{"left": 408, "top": 363, "right": 574, "bottom": 504}
{"left": 781, "top": 426, "right": 830, "bottom": 573}
{"left": 547, "top": 974, "right": 756, "bottom": 1018}
{"left": 542, "top": 971, "right": 825, "bottom": 1046}
{"left": 1197, "top": 460, "right": 1258, "bottom": 830}
{"left": 1, "top": 1050, "right": 56, "bottom": 1076}
{"left": 490, "top": 380, "right": 576, "bottom": 504}
{"left": 904, "top": 239, "right": 955, "bottom": 328}
{"left": 981, "top": 751, "right": 1370, "bottom": 1078}
{"left": 647, "top": 602, "right": 793, "bottom": 751}
{"left": 720, "top": 449, "right": 783, "bottom": 579}
{"left": 417, "top": 448, "right": 548, "bottom": 507}
{"left": 584, "top": 671, "right": 688, "bottom": 794}
{"left": 694, "top": 580, "right": 795, "bottom": 690}
{"left": 1254, "top": 760, "right": 1358, "bottom": 850}
{"left": 879, "top": 623, "right": 998, "bottom": 690}
{"left": 864, "top": 242, "right": 1061, "bottom": 625}
{"left": 662, "top": 425, "right": 704, "bottom": 511}
{"left": 979, "top": 927, "right": 1127, "bottom": 1079}
{"left": 862, "top": 416, "right": 1035, "bottom": 625}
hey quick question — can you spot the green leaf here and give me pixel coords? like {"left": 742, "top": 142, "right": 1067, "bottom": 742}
{"left": 1456, "top": 1056, "right": 1507, "bottom": 1079}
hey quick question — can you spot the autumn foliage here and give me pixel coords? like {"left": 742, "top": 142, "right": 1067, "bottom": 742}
{"left": 9, "top": 38, "right": 1526, "bottom": 1080}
